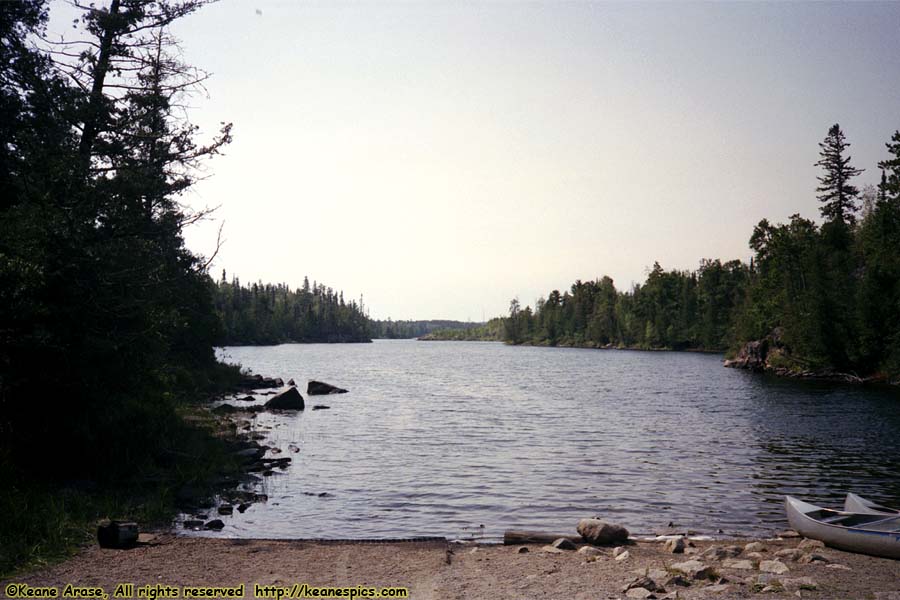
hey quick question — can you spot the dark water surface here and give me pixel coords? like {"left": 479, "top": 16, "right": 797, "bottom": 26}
{"left": 201, "top": 340, "right": 900, "bottom": 541}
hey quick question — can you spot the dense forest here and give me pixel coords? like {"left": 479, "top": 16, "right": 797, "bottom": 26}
{"left": 1, "top": 0, "right": 239, "bottom": 471}
{"left": 0, "top": 0, "right": 244, "bottom": 573}
{"left": 371, "top": 319, "right": 485, "bottom": 339}
{"left": 503, "top": 260, "right": 749, "bottom": 351}
{"left": 502, "top": 124, "right": 900, "bottom": 379}
{"left": 214, "top": 274, "right": 371, "bottom": 344}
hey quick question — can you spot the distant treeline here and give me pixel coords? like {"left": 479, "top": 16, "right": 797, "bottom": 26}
{"left": 504, "top": 260, "right": 749, "bottom": 351}
{"left": 420, "top": 318, "right": 505, "bottom": 341}
{"left": 213, "top": 275, "right": 371, "bottom": 344}
{"left": 502, "top": 124, "right": 900, "bottom": 378}
{"left": 371, "top": 319, "right": 485, "bottom": 339}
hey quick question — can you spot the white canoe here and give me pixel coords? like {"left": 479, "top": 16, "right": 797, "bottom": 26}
{"left": 785, "top": 496, "right": 900, "bottom": 560}
{"left": 844, "top": 493, "right": 900, "bottom": 516}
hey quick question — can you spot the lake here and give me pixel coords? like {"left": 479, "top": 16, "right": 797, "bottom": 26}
{"left": 200, "top": 340, "right": 900, "bottom": 541}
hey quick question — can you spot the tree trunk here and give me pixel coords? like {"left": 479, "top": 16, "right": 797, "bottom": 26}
{"left": 77, "top": 0, "right": 121, "bottom": 173}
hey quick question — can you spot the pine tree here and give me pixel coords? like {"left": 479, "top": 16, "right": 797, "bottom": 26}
{"left": 878, "top": 131, "right": 900, "bottom": 201}
{"left": 815, "top": 124, "right": 863, "bottom": 225}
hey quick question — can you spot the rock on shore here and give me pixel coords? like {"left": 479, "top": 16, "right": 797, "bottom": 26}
{"left": 9, "top": 533, "right": 900, "bottom": 600}
{"left": 576, "top": 518, "right": 629, "bottom": 545}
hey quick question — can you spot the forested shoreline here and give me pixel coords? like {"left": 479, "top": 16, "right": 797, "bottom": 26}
{"left": 371, "top": 319, "right": 486, "bottom": 339}
{"left": 498, "top": 125, "right": 900, "bottom": 381}
{"left": 502, "top": 259, "right": 749, "bottom": 352}
{"left": 213, "top": 274, "right": 371, "bottom": 344}
{"left": 0, "top": 0, "right": 247, "bottom": 575}
{"left": 417, "top": 318, "right": 504, "bottom": 341}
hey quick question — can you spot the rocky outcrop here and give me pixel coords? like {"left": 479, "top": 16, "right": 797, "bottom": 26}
{"left": 725, "top": 328, "right": 873, "bottom": 383}
{"left": 307, "top": 380, "right": 348, "bottom": 395}
{"left": 724, "top": 328, "right": 786, "bottom": 371}
{"left": 265, "top": 387, "right": 305, "bottom": 410}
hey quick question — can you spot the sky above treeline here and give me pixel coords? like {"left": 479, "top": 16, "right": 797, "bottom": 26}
{"left": 49, "top": 1, "right": 900, "bottom": 322}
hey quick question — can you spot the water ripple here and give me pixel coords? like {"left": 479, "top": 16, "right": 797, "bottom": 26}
{"left": 203, "top": 340, "right": 900, "bottom": 541}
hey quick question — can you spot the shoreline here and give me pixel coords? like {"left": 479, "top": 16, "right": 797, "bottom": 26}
{"left": 414, "top": 338, "right": 900, "bottom": 386}
{"left": 6, "top": 533, "right": 898, "bottom": 599}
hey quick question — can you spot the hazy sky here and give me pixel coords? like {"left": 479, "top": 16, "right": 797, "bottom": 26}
{"left": 50, "top": 1, "right": 900, "bottom": 321}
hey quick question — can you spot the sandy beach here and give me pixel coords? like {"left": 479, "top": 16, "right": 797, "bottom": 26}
{"left": 5, "top": 534, "right": 900, "bottom": 600}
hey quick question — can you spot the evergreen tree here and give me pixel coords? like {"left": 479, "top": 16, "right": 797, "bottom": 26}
{"left": 879, "top": 131, "right": 900, "bottom": 201}
{"left": 815, "top": 123, "right": 864, "bottom": 226}
{"left": 1, "top": 0, "right": 231, "bottom": 478}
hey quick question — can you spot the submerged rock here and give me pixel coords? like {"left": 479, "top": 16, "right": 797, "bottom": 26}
{"left": 265, "top": 387, "right": 305, "bottom": 410}
{"left": 237, "top": 374, "right": 283, "bottom": 389}
{"left": 307, "top": 380, "right": 348, "bottom": 395}
{"left": 213, "top": 403, "right": 264, "bottom": 414}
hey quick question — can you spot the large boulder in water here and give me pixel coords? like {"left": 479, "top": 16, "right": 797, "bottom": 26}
{"left": 265, "top": 387, "right": 305, "bottom": 410}
{"left": 307, "top": 380, "right": 348, "bottom": 395}
{"left": 577, "top": 518, "right": 629, "bottom": 545}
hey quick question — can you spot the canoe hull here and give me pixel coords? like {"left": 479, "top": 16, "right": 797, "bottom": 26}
{"left": 785, "top": 496, "right": 900, "bottom": 560}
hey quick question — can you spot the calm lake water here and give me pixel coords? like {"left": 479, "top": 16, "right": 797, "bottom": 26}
{"left": 199, "top": 340, "right": 900, "bottom": 541}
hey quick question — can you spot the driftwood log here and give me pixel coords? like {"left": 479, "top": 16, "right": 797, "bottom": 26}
{"left": 503, "top": 530, "right": 583, "bottom": 545}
